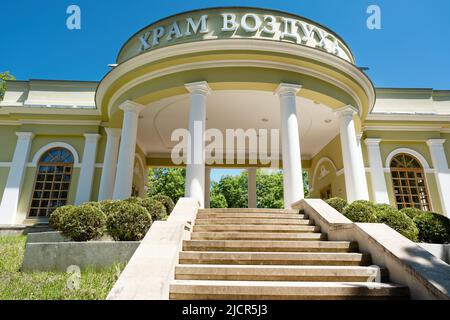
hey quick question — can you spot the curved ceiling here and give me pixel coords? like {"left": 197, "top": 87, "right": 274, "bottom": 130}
{"left": 137, "top": 90, "right": 340, "bottom": 161}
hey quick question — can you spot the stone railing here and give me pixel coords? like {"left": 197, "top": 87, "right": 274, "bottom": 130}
{"left": 107, "top": 197, "right": 199, "bottom": 300}
{"left": 293, "top": 199, "right": 450, "bottom": 300}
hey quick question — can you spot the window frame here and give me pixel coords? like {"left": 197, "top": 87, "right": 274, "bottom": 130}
{"left": 28, "top": 147, "right": 75, "bottom": 219}
{"left": 390, "top": 153, "right": 432, "bottom": 212}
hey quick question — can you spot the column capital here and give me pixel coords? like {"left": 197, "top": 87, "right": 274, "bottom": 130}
{"left": 427, "top": 139, "right": 446, "bottom": 147}
{"left": 84, "top": 133, "right": 102, "bottom": 141}
{"left": 185, "top": 81, "right": 211, "bottom": 95}
{"left": 275, "top": 83, "right": 302, "bottom": 97}
{"left": 334, "top": 105, "right": 359, "bottom": 119}
{"left": 16, "top": 132, "right": 35, "bottom": 140}
{"left": 105, "top": 128, "right": 122, "bottom": 137}
{"left": 365, "top": 138, "right": 383, "bottom": 146}
{"left": 119, "top": 100, "right": 145, "bottom": 114}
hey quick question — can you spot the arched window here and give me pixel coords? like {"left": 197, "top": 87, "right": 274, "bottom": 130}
{"left": 28, "top": 148, "right": 74, "bottom": 218}
{"left": 390, "top": 153, "right": 431, "bottom": 211}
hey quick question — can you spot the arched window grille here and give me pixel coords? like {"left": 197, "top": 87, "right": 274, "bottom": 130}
{"left": 390, "top": 153, "right": 431, "bottom": 211}
{"left": 28, "top": 148, "right": 74, "bottom": 218}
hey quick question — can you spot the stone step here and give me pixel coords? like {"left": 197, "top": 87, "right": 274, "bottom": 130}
{"left": 175, "top": 265, "right": 388, "bottom": 282}
{"left": 196, "top": 213, "right": 305, "bottom": 220}
{"left": 193, "top": 225, "right": 320, "bottom": 233}
{"left": 191, "top": 232, "right": 326, "bottom": 241}
{"left": 179, "top": 251, "right": 371, "bottom": 266}
{"left": 199, "top": 209, "right": 299, "bottom": 214}
{"left": 170, "top": 280, "right": 409, "bottom": 300}
{"left": 183, "top": 240, "right": 358, "bottom": 253}
{"left": 195, "top": 218, "right": 312, "bottom": 226}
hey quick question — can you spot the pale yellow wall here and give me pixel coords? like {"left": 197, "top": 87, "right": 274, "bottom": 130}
{"left": 443, "top": 133, "right": 450, "bottom": 167}
{"left": 0, "top": 126, "right": 21, "bottom": 162}
{"left": 0, "top": 169, "right": 10, "bottom": 199}
{"left": 310, "top": 135, "right": 347, "bottom": 200}
{"left": 96, "top": 127, "right": 108, "bottom": 164}
{"left": 365, "top": 130, "right": 445, "bottom": 214}
{"left": 0, "top": 124, "right": 104, "bottom": 222}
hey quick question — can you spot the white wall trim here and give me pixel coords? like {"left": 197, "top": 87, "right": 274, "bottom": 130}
{"left": 364, "top": 125, "right": 444, "bottom": 132}
{"left": 107, "top": 59, "right": 364, "bottom": 119}
{"left": 30, "top": 142, "right": 81, "bottom": 167}
{"left": 382, "top": 168, "right": 437, "bottom": 174}
{"left": 385, "top": 148, "right": 431, "bottom": 170}
{"left": 97, "top": 40, "right": 374, "bottom": 118}
{"left": 366, "top": 114, "right": 450, "bottom": 122}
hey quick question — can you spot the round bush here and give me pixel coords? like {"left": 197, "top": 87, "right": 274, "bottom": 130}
{"left": 99, "top": 200, "right": 123, "bottom": 216}
{"left": 325, "top": 198, "right": 348, "bottom": 213}
{"left": 49, "top": 205, "right": 77, "bottom": 231}
{"left": 353, "top": 200, "right": 377, "bottom": 208}
{"left": 59, "top": 205, "right": 107, "bottom": 242}
{"left": 81, "top": 201, "right": 102, "bottom": 208}
{"left": 342, "top": 201, "right": 378, "bottom": 223}
{"left": 141, "top": 198, "right": 167, "bottom": 221}
{"left": 107, "top": 202, "right": 153, "bottom": 241}
{"left": 151, "top": 194, "right": 175, "bottom": 215}
{"left": 124, "top": 197, "right": 144, "bottom": 206}
{"left": 413, "top": 212, "right": 450, "bottom": 244}
{"left": 376, "top": 204, "right": 397, "bottom": 213}
{"left": 376, "top": 206, "right": 419, "bottom": 242}
{"left": 400, "top": 208, "right": 424, "bottom": 220}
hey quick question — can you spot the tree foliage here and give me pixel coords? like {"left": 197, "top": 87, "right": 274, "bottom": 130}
{"left": 147, "top": 168, "right": 309, "bottom": 209}
{"left": 147, "top": 168, "right": 186, "bottom": 204}
{"left": 0, "top": 71, "right": 15, "bottom": 100}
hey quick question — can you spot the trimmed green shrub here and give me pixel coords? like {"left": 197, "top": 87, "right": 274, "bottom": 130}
{"left": 99, "top": 200, "right": 123, "bottom": 216}
{"left": 376, "top": 204, "right": 397, "bottom": 213}
{"left": 413, "top": 212, "right": 450, "bottom": 244}
{"left": 400, "top": 207, "right": 424, "bottom": 220}
{"left": 59, "top": 205, "right": 107, "bottom": 242}
{"left": 124, "top": 197, "right": 144, "bottom": 206}
{"left": 342, "top": 201, "right": 378, "bottom": 223}
{"left": 151, "top": 194, "right": 175, "bottom": 215}
{"left": 141, "top": 198, "right": 167, "bottom": 221}
{"left": 106, "top": 202, "right": 153, "bottom": 241}
{"left": 325, "top": 198, "right": 348, "bottom": 213}
{"left": 49, "top": 205, "right": 77, "bottom": 231}
{"left": 81, "top": 201, "right": 102, "bottom": 208}
{"left": 352, "top": 200, "right": 377, "bottom": 208}
{"left": 375, "top": 205, "right": 419, "bottom": 242}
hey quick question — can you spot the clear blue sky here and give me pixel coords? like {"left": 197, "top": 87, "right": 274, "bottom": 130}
{"left": 2, "top": 1, "right": 449, "bottom": 181}
{"left": 1, "top": 0, "right": 449, "bottom": 88}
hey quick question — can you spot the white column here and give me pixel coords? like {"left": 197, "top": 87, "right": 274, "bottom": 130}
{"left": 427, "top": 139, "right": 450, "bottom": 216}
{"left": 335, "top": 106, "right": 370, "bottom": 203}
{"left": 276, "top": 83, "right": 304, "bottom": 209}
{"left": 113, "top": 101, "right": 145, "bottom": 200}
{"left": 248, "top": 168, "right": 257, "bottom": 208}
{"left": 0, "top": 132, "right": 34, "bottom": 225}
{"left": 75, "top": 134, "right": 101, "bottom": 205}
{"left": 205, "top": 167, "right": 211, "bottom": 208}
{"left": 365, "top": 138, "right": 390, "bottom": 204}
{"left": 356, "top": 133, "right": 370, "bottom": 200}
{"left": 184, "top": 81, "right": 210, "bottom": 208}
{"left": 98, "top": 128, "right": 121, "bottom": 201}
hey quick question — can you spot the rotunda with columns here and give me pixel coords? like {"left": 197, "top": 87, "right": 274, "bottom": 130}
{"left": 1, "top": 7, "right": 449, "bottom": 225}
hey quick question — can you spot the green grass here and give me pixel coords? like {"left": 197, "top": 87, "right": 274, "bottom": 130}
{"left": 0, "top": 236, "right": 123, "bottom": 300}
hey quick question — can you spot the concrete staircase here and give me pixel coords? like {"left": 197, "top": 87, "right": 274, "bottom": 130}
{"left": 169, "top": 208, "right": 410, "bottom": 300}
